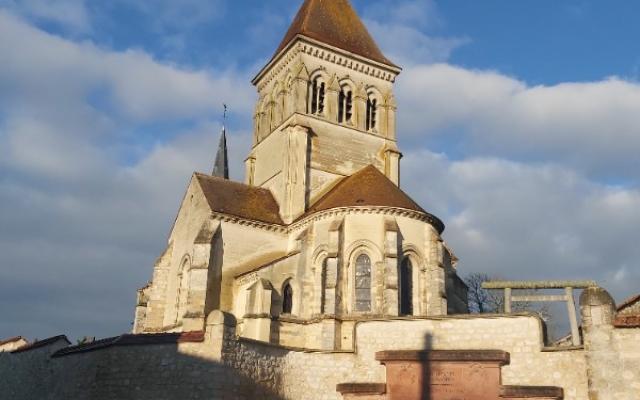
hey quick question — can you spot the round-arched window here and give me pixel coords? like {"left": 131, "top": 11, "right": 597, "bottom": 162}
{"left": 282, "top": 281, "right": 294, "bottom": 314}
{"left": 400, "top": 257, "right": 413, "bottom": 316}
{"left": 354, "top": 254, "right": 372, "bottom": 312}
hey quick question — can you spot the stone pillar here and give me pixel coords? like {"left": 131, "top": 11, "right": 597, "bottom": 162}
{"left": 183, "top": 220, "right": 220, "bottom": 332}
{"left": 580, "top": 286, "right": 616, "bottom": 329}
{"left": 324, "top": 219, "right": 343, "bottom": 316}
{"left": 244, "top": 154, "right": 256, "bottom": 185}
{"left": 132, "top": 286, "right": 149, "bottom": 334}
{"left": 281, "top": 121, "right": 311, "bottom": 223}
{"left": 242, "top": 279, "right": 274, "bottom": 342}
{"left": 383, "top": 218, "right": 400, "bottom": 316}
{"left": 425, "top": 227, "right": 447, "bottom": 316}
{"left": 326, "top": 75, "right": 340, "bottom": 123}
{"left": 383, "top": 94, "right": 397, "bottom": 140}
{"left": 205, "top": 310, "right": 237, "bottom": 361}
{"left": 579, "top": 286, "right": 617, "bottom": 400}
{"left": 291, "top": 63, "right": 309, "bottom": 114}
{"left": 384, "top": 149, "right": 402, "bottom": 186}
{"left": 144, "top": 245, "right": 173, "bottom": 330}
{"left": 354, "top": 84, "right": 367, "bottom": 131}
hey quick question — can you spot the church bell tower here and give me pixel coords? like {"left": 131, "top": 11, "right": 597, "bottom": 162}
{"left": 247, "top": 0, "right": 402, "bottom": 223}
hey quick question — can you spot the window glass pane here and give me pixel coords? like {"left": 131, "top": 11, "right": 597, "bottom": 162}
{"left": 283, "top": 283, "right": 293, "bottom": 314}
{"left": 355, "top": 254, "right": 371, "bottom": 312}
{"left": 400, "top": 258, "right": 413, "bottom": 316}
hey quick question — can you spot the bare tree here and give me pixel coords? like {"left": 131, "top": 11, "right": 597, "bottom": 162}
{"left": 464, "top": 273, "right": 550, "bottom": 320}
{"left": 465, "top": 273, "right": 495, "bottom": 313}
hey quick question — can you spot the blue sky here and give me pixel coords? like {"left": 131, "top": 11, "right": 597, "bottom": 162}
{"left": 1, "top": 0, "right": 640, "bottom": 341}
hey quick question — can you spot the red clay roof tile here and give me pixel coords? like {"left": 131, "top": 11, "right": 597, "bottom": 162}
{"left": 305, "top": 165, "right": 444, "bottom": 232}
{"left": 274, "top": 0, "right": 397, "bottom": 68}
{"left": 195, "top": 173, "right": 284, "bottom": 225}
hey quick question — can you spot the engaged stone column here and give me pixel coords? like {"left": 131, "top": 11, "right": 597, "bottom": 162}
{"left": 425, "top": 227, "right": 447, "bottom": 316}
{"left": 324, "top": 219, "right": 343, "bottom": 316}
{"left": 383, "top": 218, "right": 400, "bottom": 316}
{"left": 281, "top": 122, "right": 311, "bottom": 223}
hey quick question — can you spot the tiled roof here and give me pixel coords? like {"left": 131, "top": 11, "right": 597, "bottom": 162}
{"left": 614, "top": 315, "right": 640, "bottom": 328}
{"left": 194, "top": 173, "right": 284, "bottom": 225}
{"left": 305, "top": 165, "right": 444, "bottom": 232}
{"left": 617, "top": 294, "right": 640, "bottom": 313}
{"left": 274, "top": 0, "right": 397, "bottom": 68}
{"left": 53, "top": 332, "right": 205, "bottom": 358}
{"left": 11, "top": 335, "right": 70, "bottom": 354}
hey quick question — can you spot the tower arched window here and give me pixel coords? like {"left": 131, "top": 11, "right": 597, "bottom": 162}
{"left": 354, "top": 254, "right": 372, "bottom": 312}
{"left": 310, "top": 77, "right": 325, "bottom": 115}
{"left": 400, "top": 257, "right": 413, "bottom": 316}
{"left": 366, "top": 94, "right": 378, "bottom": 132}
{"left": 338, "top": 86, "right": 353, "bottom": 124}
{"left": 282, "top": 281, "right": 294, "bottom": 314}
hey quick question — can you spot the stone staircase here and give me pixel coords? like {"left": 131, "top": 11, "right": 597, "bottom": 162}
{"left": 337, "top": 350, "right": 563, "bottom": 400}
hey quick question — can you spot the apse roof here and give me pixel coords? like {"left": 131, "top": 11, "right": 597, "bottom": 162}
{"left": 195, "top": 173, "right": 284, "bottom": 225}
{"left": 306, "top": 165, "right": 444, "bottom": 232}
{"left": 273, "top": 0, "right": 397, "bottom": 68}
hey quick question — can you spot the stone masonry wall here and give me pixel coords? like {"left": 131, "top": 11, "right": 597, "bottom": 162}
{"left": 0, "top": 313, "right": 618, "bottom": 400}
{"left": 584, "top": 325, "right": 640, "bottom": 400}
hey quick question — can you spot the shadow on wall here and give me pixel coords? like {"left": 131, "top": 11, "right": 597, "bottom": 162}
{"left": 0, "top": 331, "right": 289, "bottom": 400}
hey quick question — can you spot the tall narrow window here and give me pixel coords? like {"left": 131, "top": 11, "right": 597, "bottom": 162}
{"left": 282, "top": 281, "right": 293, "bottom": 314}
{"left": 310, "top": 78, "right": 325, "bottom": 115}
{"left": 400, "top": 258, "right": 413, "bottom": 316}
{"left": 366, "top": 95, "right": 377, "bottom": 131}
{"left": 175, "top": 259, "right": 190, "bottom": 323}
{"left": 338, "top": 86, "right": 353, "bottom": 124}
{"left": 321, "top": 259, "right": 328, "bottom": 314}
{"left": 355, "top": 254, "right": 372, "bottom": 312}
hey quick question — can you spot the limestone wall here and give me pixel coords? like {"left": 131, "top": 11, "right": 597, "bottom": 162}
{"left": 584, "top": 325, "right": 640, "bottom": 400}
{"left": 0, "top": 314, "right": 613, "bottom": 400}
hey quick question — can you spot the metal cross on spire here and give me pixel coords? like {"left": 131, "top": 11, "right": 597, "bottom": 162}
{"left": 212, "top": 104, "right": 229, "bottom": 179}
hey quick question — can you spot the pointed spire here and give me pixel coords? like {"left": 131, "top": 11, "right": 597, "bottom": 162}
{"left": 274, "top": 0, "right": 396, "bottom": 68}
{"left": 212, "top": 105, "right": 229, "bottom": 179}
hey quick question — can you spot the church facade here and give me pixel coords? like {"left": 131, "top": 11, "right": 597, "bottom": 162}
{"left": 133, "top": 0, "right": 468, "bottom": 350}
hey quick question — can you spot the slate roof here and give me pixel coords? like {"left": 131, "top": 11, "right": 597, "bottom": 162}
{"left": 11, "top": 335, "right": 70, "bottom": 354}
{"left": 305, "top": 165, "right": 444, "bottom": 232}
{"left": 195, "top": 173, "right": 284, "bottom": 225}
{"left": 0, "top": 336, "right": 26, "bottom": 347}
{"left": 53, "top": 332, "right": 205, "bottom": 358}
{"left": 274, "top": 0, "right": 397, "bottom": 68}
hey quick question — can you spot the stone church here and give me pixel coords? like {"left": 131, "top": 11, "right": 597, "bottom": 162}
{"left": 132, "top": 0, "right": 468, "bottom": 346}
{"left": 2, "top": 1, "right": 639, "bottom": 399}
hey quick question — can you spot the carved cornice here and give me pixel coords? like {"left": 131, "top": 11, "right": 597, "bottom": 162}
{"left": 255, "top": 38, "right": 399, "bottom": 92}
{"left": 210, "top": 206, "right": 444, "bottom": 236}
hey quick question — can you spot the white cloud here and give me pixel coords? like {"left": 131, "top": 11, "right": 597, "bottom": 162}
{"left": 396, "top": 64, "right": 640, "bottom": 178}
{"left": 367, "top": 21, "right": 469, "bottom": 65}
{"left": 0, "top": 0, "right": 90, "bottom": 32}
{"left": 402, "top": 150, "right": 640, "bottom": 303}
{"left": 0, "top": 11, "right": 254, "bottom": 340}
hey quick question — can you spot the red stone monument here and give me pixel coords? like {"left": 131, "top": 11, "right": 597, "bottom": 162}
{"left": 337, "top": 350, "right": 563, "bottom": 400}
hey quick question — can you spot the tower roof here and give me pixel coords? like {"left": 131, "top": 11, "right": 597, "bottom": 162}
{"left": 274, "top": 0, "right": 396, "bottom": 68}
